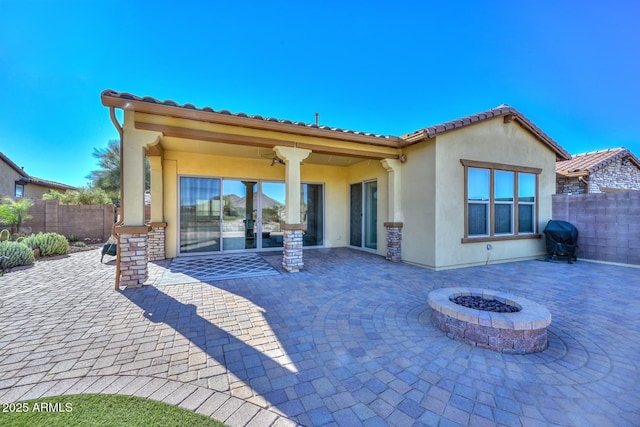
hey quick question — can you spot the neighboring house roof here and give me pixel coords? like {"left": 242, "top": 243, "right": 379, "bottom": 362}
{"left": 0, "top": 151, "right": 77, "bottom": 191}
{"left": 400, "top": 105, "right": 571, "bottom": 160}
{"left": 0, "top": 151, "right": 29, "bottom": 178}
{"left": 556, "top": 148, "right": 640, "bottom": 177}
{"left": 101, "top": 90, "right": 571, "bottom": 159}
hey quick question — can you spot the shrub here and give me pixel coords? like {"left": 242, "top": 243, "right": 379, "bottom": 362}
{"left": 0, "top": 229, "right": 9, "bottom": 242}
{"left": 23, "top": 232, "right": 69, "bottom": 257}
{"left": 0, "top": 241, "right": 35, "bottom": 268}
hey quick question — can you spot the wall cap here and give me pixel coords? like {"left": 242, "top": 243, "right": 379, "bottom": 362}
{"left": 281, "top": 223, "right": 306, "bottom": 231}
{"left": 384, "top": 222, "right": 404, "bottom": 228}
{"left": 115, "top": 225, "right": 151, "bottom": 234}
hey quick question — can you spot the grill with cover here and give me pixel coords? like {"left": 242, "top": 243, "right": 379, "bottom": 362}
{"left": 543, "top": 220, "right": 578, "bottom": 263}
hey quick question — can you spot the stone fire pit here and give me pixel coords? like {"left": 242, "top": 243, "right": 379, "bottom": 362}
{"left": 428, "top": 287, "right": 551, "bottom": 354}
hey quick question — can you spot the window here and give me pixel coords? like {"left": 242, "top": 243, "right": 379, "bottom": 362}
{"left": 15, "top": 183, "right": 24, "bottom": 198}
{"left": 462, "top": 160, "right": 540, "bottom": 242}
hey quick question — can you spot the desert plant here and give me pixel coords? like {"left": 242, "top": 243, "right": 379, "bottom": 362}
{"left": 0, "top": 229, "right": 9, "bottom": 242}
{"left": 0, "top": 241, "right": 35, "bottom": 268}
{"left": 23, "top": 232, "right": 69, "bottom": 257}
{"left": 0, "top": 198, "right": 33, "bottom": 233}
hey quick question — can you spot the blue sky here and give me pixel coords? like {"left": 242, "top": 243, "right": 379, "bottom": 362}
{"left": 1, "top": 1, "right": 638, "bottom": 187}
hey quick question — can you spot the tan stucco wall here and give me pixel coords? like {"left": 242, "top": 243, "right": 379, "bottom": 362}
{"left": 23, "top": 183, "right": 60, "bottom": 199}
{"left": 0, "top": 163, "right": 23, "bottom": 197}
{"left": 402, "top": 118, "right": 557, "bottom": 270}
{"left": 400, "top": 140, "right": 437, "bottom": 267}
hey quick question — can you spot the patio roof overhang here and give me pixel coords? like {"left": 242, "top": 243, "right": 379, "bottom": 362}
{"left": 101, "top": 90, "right": 402, "bottom": 165}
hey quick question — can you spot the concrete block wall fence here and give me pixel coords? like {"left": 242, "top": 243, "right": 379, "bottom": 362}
{"left": 20, "top": 199, "right": 116, "bottom": 241}
{"left": 552, "top": 192, "right": 640, "bottom": 265}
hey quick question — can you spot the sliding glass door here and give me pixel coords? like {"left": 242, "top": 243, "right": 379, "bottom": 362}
{"left": 180, "top": 177, "right": 323, "bottom": 254}
{"left": 180, "top": 177, "right": 221, "bottom": 253}
{"left": 350, "top": 180, "right": 377, "bottom": 250}
{"left": 260, "top": 182, "right": 286, "bottom": 249}
{"left": 222, "top": 180, "right": 257, "bottom": 250}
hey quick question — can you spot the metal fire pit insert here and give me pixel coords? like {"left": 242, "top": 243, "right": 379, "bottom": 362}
{"left": 428, "top": 287, "right": 552, "bottom": 354}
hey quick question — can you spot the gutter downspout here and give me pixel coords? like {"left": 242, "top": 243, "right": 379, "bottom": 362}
{"left": 109, "top": 106, "right": 124, "bottom": 290}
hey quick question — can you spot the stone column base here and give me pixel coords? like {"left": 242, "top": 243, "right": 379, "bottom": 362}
{"left": 116, "top": 225, "right": 151, "bottom": 288}
{"left": 282, "top": 225, "right": 304, "bottom": 272}
{"left": 147, "top": 222, "right": 167, "bottom": 261}
{"left": 384, "top": 222, "right": 403, "bottom": 262}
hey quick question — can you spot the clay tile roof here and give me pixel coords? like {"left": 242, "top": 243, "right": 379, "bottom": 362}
{"left": 556, "top": 148, "right": 640, "bottom": 176}
{"left": 400, "top": 105, "right": 571, "bottom": 160}
{"left": 100, "top": 90, "right": 393, "bottom": 140}
{"left": 25, "top": 177, "right": 77, "bottom": 191}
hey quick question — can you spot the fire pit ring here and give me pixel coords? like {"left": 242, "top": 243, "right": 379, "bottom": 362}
{"left": 428, "top": 287, "right": 551, "bottom": 354}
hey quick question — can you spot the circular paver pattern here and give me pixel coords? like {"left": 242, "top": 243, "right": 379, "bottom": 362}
{"left": 0, "top": 248, "right": 638, "bottom": 426}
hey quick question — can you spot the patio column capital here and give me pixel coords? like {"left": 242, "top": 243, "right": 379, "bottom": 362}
{"left": 381, "top": 158, "right": 403, "bottom": 223}
{"left": 274, "top": 146, "right": 311, "bottom": 224}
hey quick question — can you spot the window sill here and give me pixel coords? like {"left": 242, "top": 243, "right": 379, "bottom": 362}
{"left": 461, "top": 234, "right": 541, "bottom": 244}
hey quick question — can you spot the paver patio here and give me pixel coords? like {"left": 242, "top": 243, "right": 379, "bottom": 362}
{"left": 0, "top": 248, "right": 638, "bottom": 426}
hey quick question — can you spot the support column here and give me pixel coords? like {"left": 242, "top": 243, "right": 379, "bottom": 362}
{"left": 274, "top": 146, "right": 312, "bottom": 272}
{"left": 118, "top": 111, "right": 162, "bottom": 286}
{"left": 116, "top": 225, "right": 151, "bottom": 287}
{"left": 146, "top": 153, "right": 166, "bottom": 261}
{"left": 147, "top": 222, "right": 167, "bottom": 261}
{"left": 148, "top": 154, "right": 164, "bottom": 224}
{"left": 381, "top": 158, "right": 404, "bottom": 262}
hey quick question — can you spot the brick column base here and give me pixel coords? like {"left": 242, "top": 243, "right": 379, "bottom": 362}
{"left": 384, "top": 222, "right": 403, "bottom": 262}
{"left": 282, "top": 225, "right": 304, "bottom": 272}
{"left": 147, "top": 222, "right": 167, "bottom": 261}
{"left": 116, "top": 226, "right": 150, "bottom": 288}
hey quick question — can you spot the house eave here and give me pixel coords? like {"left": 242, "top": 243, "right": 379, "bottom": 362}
{"left": 101, "top": 90, "right": 402, "bottom": 149}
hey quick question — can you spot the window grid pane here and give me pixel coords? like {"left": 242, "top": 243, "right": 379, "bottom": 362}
{"left": 494, "top": 203, "right": 513, "bottom": 234}
{"left": 468, "top": 203, "right": 489, "bottom": 236}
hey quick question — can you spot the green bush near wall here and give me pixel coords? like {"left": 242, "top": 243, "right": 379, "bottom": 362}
{"left": 0, "top": 241, "right": 35, "bottom": 268}
{"left": 23, "top": 233, "right": 69, "bottom": 257}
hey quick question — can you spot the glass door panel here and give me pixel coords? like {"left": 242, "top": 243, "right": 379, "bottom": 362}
{"left": 364, "top": 181, "right": 377, "bottom": 250}
{"left": 261, "top": 182, "right": 286, "bottom": 249}
{"left": 222, "top": 180, "right": 257, "bottom": 250}
{"left": 179, "top": 177, "right": 221, "bottom": 253}
{"left": 350, "top": 183, "right": 363, "bottom": 247}
{"left": 301, "top": 184, "right": 323, "bottom": 246}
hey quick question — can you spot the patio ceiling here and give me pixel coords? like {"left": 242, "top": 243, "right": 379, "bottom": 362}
{"left": 156, "top": 136, "right": 369, "bottom": 166}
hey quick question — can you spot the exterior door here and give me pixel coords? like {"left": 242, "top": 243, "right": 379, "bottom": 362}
{"left": 180, "top": 178, "right": 318, "bottom": 254}
{"left": 260, "top": 182, "right": 286, "bottom": 249}
{"left": 222, "top": 180, "right": 257, "bottom": 250}
{"left": 179, "top": 177, "right": 221, "bottom": 253}
{"left": 350, "top": 181, "right": 377, "bottom": 250}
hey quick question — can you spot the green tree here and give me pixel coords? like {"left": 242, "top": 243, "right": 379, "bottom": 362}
{"left": 86, "top": 140, "right": 150, "bottom": 205}
{"left": 44, "top": 187, "right": 112, "bottom": 205}
{"left": 0, "top": 197, "right": 33, "bottom": 233}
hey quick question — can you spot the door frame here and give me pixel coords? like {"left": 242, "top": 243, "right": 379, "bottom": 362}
{"left": 349, "top": 179, "right": 378, "bottom": 252}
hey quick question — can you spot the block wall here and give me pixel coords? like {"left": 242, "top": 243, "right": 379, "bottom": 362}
{"left": 552, "top": 192, "right": 640, "bottom": 265}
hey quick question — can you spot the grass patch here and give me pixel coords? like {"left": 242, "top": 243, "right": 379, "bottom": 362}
{"left": 0, "top": 394, "right": 227, "bottom": 427}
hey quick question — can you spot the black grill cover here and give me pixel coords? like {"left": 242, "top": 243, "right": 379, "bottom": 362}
{"left": 543, "top": 220, "right": 578, "bottom": 262}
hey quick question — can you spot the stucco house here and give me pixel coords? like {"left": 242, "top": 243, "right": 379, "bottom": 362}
{"left": 101, "top": 90, "right": 571, "bottom": 287}
{"left": 556, "top": 148, "right": 640, "bottom": 194}
{"left": 0, "top": 152, "right": 77, "bottom": 199}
